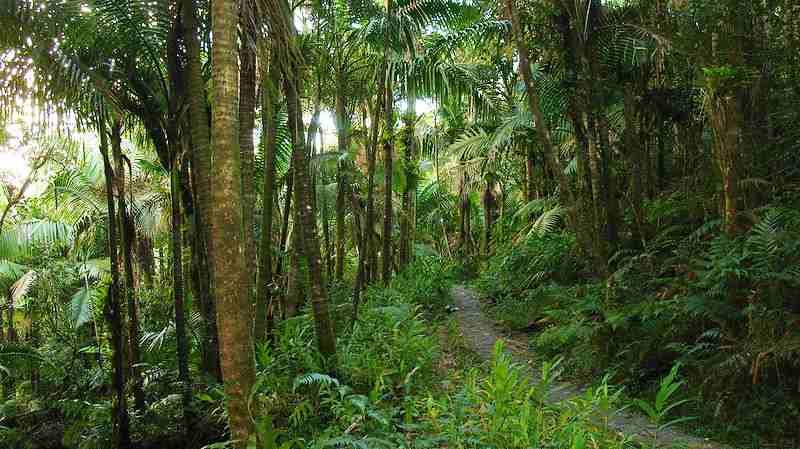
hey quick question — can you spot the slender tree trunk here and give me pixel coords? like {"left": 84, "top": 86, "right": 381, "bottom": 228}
{"left": 382, "top": 63, "right": 394, "bottom": 285}
{"left": 321, "top": 177, "right": 333, "bottom": 281}
{"left": 504, "top": 0, "right": 580, "bottom": 232}
{"left": 284, "top": 217, "right": 303, "bottom": 319}
{"left": 623, "top": 87, "right": 646, "bottom": 243}
{"left": 482, "top": 175, "right": 495, "bottom": 257}
{"left": 99, "top": 124, "right": 130, "bottom": 449}
{"left": 255, "top": 52, "right": 280, "bottom": 343}
{"left": 110, "top": 119, "right": 144, "bottom": 412}
{"left": 136, "top": 235, "right": 155, "bottom": 289}
{"left": 553, "top": 5, "right": 608, "bottom": 276}
{"left": 276, "top": 161, "right": 294, "bottom": 277}
{"left": 239, "top": 0, "right": 257, "bottom": 298}
{"left": 458, "top": 176, "right": 471, "bottom": 253}
{"left": 598, "top": 115, "right": 620, "bottom": 246}
{"left": 708, "top": 93, "right": 743, "bottom": 236}
{"left": 5, "top": 290, "right": 14, "bottom": 343}
{"left": 349, "top": 183, "right": 365, "bottom": 322}
{"left": 182, "top": 0, "right": 221, "bottom": 381}
{"left": 170, "top": 149, "right": 194, "bottom": 432}
{"left": 503, "top": 2, "right": 558, "bottom": 196}
{"left": 334, "top": 76, "right": 348, "bottom": 281}
{"left": 210, "top": 0, "right": 257, "bottom": 446}
{"left": 284, "top": 70, "right": 337, "bottom": 360}
{"left": 399, "top": 93, "right": 416, "bottom": 268}
{"left": 525, "top": 147, "right": 537, "bottom": 201}
{"left": 365, "top": 97, "right": 381, "bottom": 284}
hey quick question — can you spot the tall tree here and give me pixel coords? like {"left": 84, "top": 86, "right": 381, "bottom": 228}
{"left": 382, "top": 0, "right": 395, "bottom": 285}
{"left": 264, "top": 0, "right": 338, "bottom": 360}
{"left": 109, "top": 119, "right": 144, "bottom": 411}
{"left": 255, "top": 50, "right": 281, "bottom": 342}
{"left": 284, "top": 71, "right": 338, "bottom": 359}
{"left": 182, "top": 0, "right": 221, "bottom": 381}
{"left": 99, "top": 122, "right": 130, "bottom": 449}
{"left": 239, "top": 0, "right": 258, "bottom": 287}
{"left": 209, "top": 0, "right": 256, "bottom": 446}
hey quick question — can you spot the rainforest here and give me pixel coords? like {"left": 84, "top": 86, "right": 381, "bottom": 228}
{"left": 0, "top": 1, "right": 799, "bottom": 448}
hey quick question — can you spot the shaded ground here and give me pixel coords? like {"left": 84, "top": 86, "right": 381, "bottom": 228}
{"left": 452, "top": 285, "right": 729, "bottom": 449}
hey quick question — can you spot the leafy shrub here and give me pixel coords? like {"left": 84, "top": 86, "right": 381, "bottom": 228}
{"left": 478, "top": 204, "right": 800, "bottom": 445}
{"left": 476, "top": 233, "right": 583, "bottom": 302}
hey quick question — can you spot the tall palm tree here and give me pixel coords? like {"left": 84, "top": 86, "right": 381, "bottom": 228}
{"left": 209, "top": 0, "right": 256, "bottom": 446}
{"left": 98, "top": 120, "right": 130, "bottom": 449}
{"left": 182, "top": 0, "right": 221, "bottom": 380}
{"left": 109, "top": 118, "right": 144, "bottom": 411}
{"left": 255, "top": 49, "right": 281, "bottom": 343}
{"left": 263, "top": 0, "right": 338, "bottom": 360}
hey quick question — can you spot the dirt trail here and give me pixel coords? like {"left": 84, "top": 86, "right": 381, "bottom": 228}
{"left": 452, "top": 285, "right": 729, "bottom": 449}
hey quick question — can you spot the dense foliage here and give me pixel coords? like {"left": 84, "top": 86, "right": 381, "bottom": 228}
{"left": 0, "top": 0, "right": 798, "bottom": 448}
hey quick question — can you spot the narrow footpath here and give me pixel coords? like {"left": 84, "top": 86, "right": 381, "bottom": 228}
{"left": 452, "top": 285, "right": 729, "bottom": 449}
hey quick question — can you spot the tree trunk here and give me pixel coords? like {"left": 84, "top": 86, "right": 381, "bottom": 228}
{"left": 182, "top": 0, "right": 221, "bottom": 381}
{"left": 525, "top": 147, "right": 537, "bottom": 202}
{"left": 276, "top": 160, "right": 294, "bottom": 277}
{"left": 99, "top": 124, "right": 130, "bottom": 449}
{"left": 334, "top": 76, "right": 348, "bottom": 281}
{"left": 239, "top": 0, "right": 257, "bottom": 299}
{"left": 458, "top": 176, "right": 471, "bottom": 254}
{"left": 170, "top": 148, "right": 193, "bottom": 432}
{"left": 136, "top": 235, "right": 155, "bottom": 289}
{"left": 598, "top": 115, "right": 620, "bottom": 246}
{"left": 110, "top": 119, "right": 144, "bottom": 411}
{"left": 321, "top": 176, "right": 334, "bottom": 282}
{"left": 284, "top": 70, "right": 337, "bottom": 360}
{"left": 284, "top": 218, "right": 303, "bottom": 319}
{"left": 399, "top": 93, "right": 416, "bottom": 268}
{"left": 255, "top": 52, "right": 280, "bottom": 343}
{"left": 504, "top": 0, "right": 576, "bottom": 214}
{"left": 482, "top": 175, "right": 495, "bottom": 258}
{"left": 381, "top": 0, "right": 395, "bottom": 284}
{"left": 382, "top": 64, "right": 394, "bottom": 285}
{"left": 349, "top": 180, "right": 365, "bottom": 322}
{"left": 707, "top": 93, "right": 743, "bottom": 236}
{"left": 553, "top": 4, "right": 608, "bottom": 276}
{"left": 365, "top": 97, "right": 381, "bottom": 284}
{"left": 210, "top": 0, "right": 257, "bottom": 446}
{"left": 623, "top": 87, "right": 646, "bottom": 243}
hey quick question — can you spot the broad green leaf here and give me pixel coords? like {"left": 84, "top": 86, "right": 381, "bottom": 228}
{"left": 69, "top": 287, "right": 94, "bottom": 327}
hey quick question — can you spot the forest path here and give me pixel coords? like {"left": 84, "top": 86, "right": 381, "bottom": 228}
{"left": 452, "top": 285, "right": 729, "bottom": 449}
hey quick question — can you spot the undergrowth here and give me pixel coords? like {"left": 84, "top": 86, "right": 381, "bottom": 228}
{"left": 218, "top": 256, "right": 637, "bottom": 448}
{"left": 476, "top": 198, "right": 800, "bottom": 448}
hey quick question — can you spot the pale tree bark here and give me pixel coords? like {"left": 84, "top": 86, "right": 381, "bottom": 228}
{"left": 276, "top": 160, "right": 294, "bottom": 277}
{"left": 210, "top": 0, "right": 257, "bottom": 446}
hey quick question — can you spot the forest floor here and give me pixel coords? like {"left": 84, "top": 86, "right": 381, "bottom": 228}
{"left": 451, "top": 285, "right": 730, "bottom": 449}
